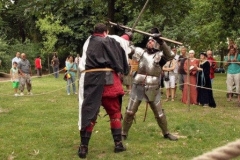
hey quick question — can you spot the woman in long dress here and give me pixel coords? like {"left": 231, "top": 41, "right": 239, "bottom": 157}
{"left": 196, "top": 53, "right": 216, "bottom": 107}
{"left": 182, "top": 50, "right": 199, "bottom": 105}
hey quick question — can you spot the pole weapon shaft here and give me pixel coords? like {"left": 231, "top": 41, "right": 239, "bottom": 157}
{"left": 131, "top": 0, "right": 150, "bottom": 30}
{"left": 143, "top": 102, "right": 149, "bottom": 122}
{"left": 109, "top": 21, "right": 183, "bottom": 45}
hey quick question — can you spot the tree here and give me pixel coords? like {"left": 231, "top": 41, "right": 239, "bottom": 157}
{"left": 36, "top": 14, "right": 73, "bottom": 71}
{"left": 177, "top": 0, "right": 240, "bottom": 50}
{"left": 4, "top": 0, "right": 240, "bottom": 67}
{"left": 0, "top": 0, "right": 41, "bottom": 43}
{"left": 22, "top": 0, "right": 192, "bottom": 53}
{"left": 36, "top": 14, "right": 73, "bottom": 54}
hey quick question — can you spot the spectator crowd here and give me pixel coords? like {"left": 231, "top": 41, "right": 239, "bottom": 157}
{"left": 8, "top": 38, "right": 240, "bottom": 108}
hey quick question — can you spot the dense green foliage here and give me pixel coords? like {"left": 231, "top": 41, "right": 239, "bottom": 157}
{"left": 0, "top": 39, "right": 42, "bottom": 71}
{"left": 0, "top": 0, "right": 239, "bottom": 71}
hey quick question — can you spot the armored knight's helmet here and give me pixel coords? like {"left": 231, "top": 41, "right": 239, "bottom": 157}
{"left": 147, "top": 27, "right": 161, "bottom": 50}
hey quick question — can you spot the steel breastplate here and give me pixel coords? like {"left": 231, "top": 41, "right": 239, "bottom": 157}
{"left": 133, "top": 50, "right": 162, "bottom": 85}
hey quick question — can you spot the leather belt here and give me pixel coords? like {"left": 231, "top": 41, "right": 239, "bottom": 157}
{"left": 80, "top": 68, "right": 114, "bottom": 73}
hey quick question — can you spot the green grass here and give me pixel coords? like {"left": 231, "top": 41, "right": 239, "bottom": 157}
{"left": 0, "top": 73, "right": 240, "bottom": 160}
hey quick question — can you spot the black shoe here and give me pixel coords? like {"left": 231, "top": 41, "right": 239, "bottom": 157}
{"left": 114, "top": 142, "right": 126, "bottom": 153}
{"left": 164, "top": 133, "right": 178, "bottom": 141}
{"left": 122, "top": 135, "right": 127, "bottom": 140}
{"left": 78, "top": 145, "right": 88, "bottom": 159}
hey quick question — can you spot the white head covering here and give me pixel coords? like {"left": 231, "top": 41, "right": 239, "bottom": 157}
{"left": 189, "top": 50, "right": 195, "bottom": 54}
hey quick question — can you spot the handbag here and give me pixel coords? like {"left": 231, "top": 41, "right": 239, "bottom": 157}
{"left": 63, "top": 72, "right": 71, "bottom": 81}
{"left": 164, "top": 61, "right": 172, "bottom": 81}
{"left": 63, "top": 64, "right": 74, "bottom": 81}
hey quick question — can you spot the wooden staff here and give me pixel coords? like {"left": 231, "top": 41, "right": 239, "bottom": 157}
{"left": 143, "top": 102, "right": 149, "bottom": 122}
{"left": 108, "top": 21, "right": 183, "bottom": 45}
{"left": 131, "top": 0, "right": 150, "bottom": 30}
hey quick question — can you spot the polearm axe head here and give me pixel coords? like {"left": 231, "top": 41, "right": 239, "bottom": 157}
{"left": 108, "top": 21, "right": 183, "bottom": 45}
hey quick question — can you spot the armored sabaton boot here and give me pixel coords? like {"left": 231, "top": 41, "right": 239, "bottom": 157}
{"left": 78, "top": 131, "right": 91, "bottom": 159}
{"left": 112, "top": 129, "right": 126, "bottom": 153}
{"left": 156, "top": 113, "right": 178, "bottom": 141}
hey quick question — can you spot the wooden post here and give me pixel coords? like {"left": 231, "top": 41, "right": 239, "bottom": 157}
{"left": 48, "top": 53, "right": 50, "bottom": 74}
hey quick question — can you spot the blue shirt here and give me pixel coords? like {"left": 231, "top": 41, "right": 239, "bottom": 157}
{"left": 66, "top": 62, "right": 77, "bottom": 77}
{"left": 224, "top": 54, "right": 240, "bottom": 74}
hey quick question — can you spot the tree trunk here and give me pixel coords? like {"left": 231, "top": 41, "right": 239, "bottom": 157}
{"left": 220, "top": 47, "right": 228, "bottom": 68}
{"left": 19, "top": 21, "right": 26, "bottom": 43}
{"left": 107, "top": 0, "right": 116, "bottom": 34}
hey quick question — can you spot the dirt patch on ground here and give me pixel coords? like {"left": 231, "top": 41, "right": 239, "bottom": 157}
{"left": 0, "top": 77, "right": 10, "bottom": 81}
{"left": 0, "top": 108, "right": 9, "bottom": 114}
{"left": 0, "top": 72, "right": 11, "bottom": 80}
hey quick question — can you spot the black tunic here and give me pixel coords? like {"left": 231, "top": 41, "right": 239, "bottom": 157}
{"left": 78, "top": 35, "right": 130, "bottom": 130}
{"left": 197, "top": 61, "right": 216, "bottom": 107}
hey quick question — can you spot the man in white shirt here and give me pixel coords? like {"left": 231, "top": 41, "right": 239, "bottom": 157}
{"left": 74, "top": 54, "right": 81, "bottom": 81}
{"left": 12, "top": 52, "right": 21, "bottom": 65}
{"left": 74, "top": 54, "right": 81, "bottom": 65}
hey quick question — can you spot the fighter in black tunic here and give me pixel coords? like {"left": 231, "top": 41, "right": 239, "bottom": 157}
{"left": 77, "top": 23, "right": 131, "bottom": 158}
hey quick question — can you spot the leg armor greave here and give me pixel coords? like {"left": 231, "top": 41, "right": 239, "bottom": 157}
{"left": 122, "top": 98, "right": 141, "bottom": 136}
{"left": 156, "top": 111, "right": 168, "bottom": 135}
{"left": 148, "top": 101, "right": 169, "bottom": 135}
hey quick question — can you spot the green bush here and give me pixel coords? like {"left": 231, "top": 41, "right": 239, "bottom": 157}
{"left": 0, "top": 39, "right": 42, "bottom": 72}
{"left": 0, "top": 38, "right": 11, "bottom": 72}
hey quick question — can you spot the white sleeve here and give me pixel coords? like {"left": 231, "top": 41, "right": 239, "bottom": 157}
{"left": 108, "top": 35, "right": 131, "bottom": 60}
{"left": 79, "top": 36, "right": 91, "bottom": 71}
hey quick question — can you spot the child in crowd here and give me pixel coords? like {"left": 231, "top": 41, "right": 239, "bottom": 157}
{"left": 10, "top": 61, "right": 20, "bottom": 96}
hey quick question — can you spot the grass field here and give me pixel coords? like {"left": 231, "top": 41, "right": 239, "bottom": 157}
{"left": 0, "top": 73, "right": 240, "bottom": 160}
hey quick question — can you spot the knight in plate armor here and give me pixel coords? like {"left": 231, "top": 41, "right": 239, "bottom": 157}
{"left": 122, "top": 28, "right": 178, "bottom": 141}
